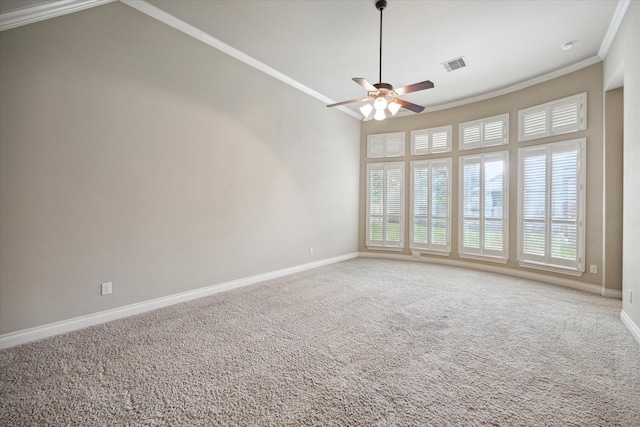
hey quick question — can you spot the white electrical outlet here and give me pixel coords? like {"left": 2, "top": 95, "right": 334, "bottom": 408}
{"left": 101, "top": 282, "right": 112, "bottom": 296}
{"left": 309, "top": 247, "right": 314, "bottom": 255}
{"left": 589, "top": 265, "right": 597, "bottom": 274}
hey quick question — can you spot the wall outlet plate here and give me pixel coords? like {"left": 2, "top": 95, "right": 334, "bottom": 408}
{"left": 589, "top": 265, "right": 597, "bottom": 274}
{"left": 101, "top": 282, "right": 112, "bottom": 296}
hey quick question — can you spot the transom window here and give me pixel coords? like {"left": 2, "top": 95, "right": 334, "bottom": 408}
{"left": 411, "top": 125, "right": 452, "bottom": 155}
{"left": 518, "top": 93, "right": 586, "bottom": 141}
{"left": 367, "top": 132, "right": 405, "bottom": 158}
{"left": 459, "top": 113, "right": 509, "bottom": 151}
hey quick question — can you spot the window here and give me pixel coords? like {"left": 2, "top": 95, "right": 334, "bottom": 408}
{"left": 518, "top": 93, "right": 586, "bottom": 141}
{"left": 367, "top": 132, "right": 405, "bottom": 158}
{"left": 517, "top": 138, "right": 585, "bottom": 275}
{"left": 459, "top": 113, "right": 509, "bottom": 151}
{"left": 459, "top": 151, "right": 509, "bottom": 262}
{"left": 366, "top": 162, "right": 405, "bottom": 249}
{"left": 411, "top": 125, "right": 452, "bottom": 155}
{"left": 410, "top": 159, "right": 451, "bottom": 255}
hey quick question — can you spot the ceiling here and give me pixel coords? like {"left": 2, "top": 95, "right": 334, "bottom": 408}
{"left": 2, "top": 0, "right": 622, "bottom": 119}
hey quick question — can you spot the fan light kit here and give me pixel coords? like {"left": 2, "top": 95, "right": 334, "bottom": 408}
{"left": 327, "top": 0, "right": 434, "bottom": 121}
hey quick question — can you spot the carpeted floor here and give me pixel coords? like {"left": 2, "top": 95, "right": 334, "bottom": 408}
{"left": 1, "top": 258, "right": 639, "bottom": 426}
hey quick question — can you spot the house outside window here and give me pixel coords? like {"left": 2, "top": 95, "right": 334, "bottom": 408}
{"left": 459, "top": 151, "right": 509, "bottom": 262}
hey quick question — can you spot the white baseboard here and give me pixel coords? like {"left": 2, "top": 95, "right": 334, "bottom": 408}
{"left": 358, "top": 251, "right": 618, "bottom": 298}
{"left": 0, "top": 252, "right": 358, "bottom": 349}
{"left": 620, "top": 310, "right": 640, "bottom": 346}
{"left": 601, "top": 287, "right": 623, "bottom": 299}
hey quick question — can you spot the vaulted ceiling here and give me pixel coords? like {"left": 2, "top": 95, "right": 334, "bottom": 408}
{"left": 1, "top": 0, "right": 624, "bottom": 118}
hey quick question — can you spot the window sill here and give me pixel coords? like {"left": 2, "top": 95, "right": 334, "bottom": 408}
{"left": 367, "top": 245, "right": 404, "bottom": 252}
{"left": 458, "top": 253, "right": 508, "bottom": 264}
{"left": 517, "top": 260, "right": 584, "bottom": 277}
{"left": 411, "top": 249, "right": 451, "bottom": 257}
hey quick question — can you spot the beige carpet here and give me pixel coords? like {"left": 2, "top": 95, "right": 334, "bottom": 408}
{"left": 1, "top": 258, "right": 639, "bottom": 426}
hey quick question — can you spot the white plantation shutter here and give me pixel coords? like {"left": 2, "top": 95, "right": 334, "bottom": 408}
{"left": 431, "top": 130, "right": 450, "bottom": 153}
{"left": 366, "top": 162, "right": 405, "bottom": 249}
{"left": 518, "top": 138, "right": 585, "bottom": 273}
{"left": 551, "top": 98, "right": 582, "bottom": 134}
{"left": 410, "top": 159, "right": 451, "bottom": 254}
{"left": 519, "top": 93, "right": 586, "bottom": 141}
{"left": 522, "top": 150, "right": 546, "bottom": 257}
{"left": 462, "top": 158, "right": 481, "bottom": 252}
{"left": 412, "top": 165, "right": 429, "bottom": 245}
{"left": 385, "top": 133, "right": 404, "bottom": 157}
{"left": 483, "top": 118, "right": 507, "bottom": 146}
{"left": 460, "top": 123, "right": 482, "bottom": 150}
{"left": 412, "top": 132, "right": 430, "bottom": 155}
{"left": 368, "top": 166, "right": 384, "bottom": 243}
{"left": 459, "top": 114, "right": 509, "bottom": 150}
{"left": 522, "top": 110, "right": 548, "bottom": 140}
{"left": 430, "top": 164, "right": 449, "bottom": 247}
{"left": 459, "top": 151, "right": 509, "bottom": 261}
{"left": 411, "top": 126, "right": 452, "bottom": 155}
{"left": 367, "top": 132, "right": 405, "bottom": 158}
{"left": 367, "top": 135, "right": 386, "bottom": 158}
{"left": 386, "top": 167, "right": 402, "bottom": 243}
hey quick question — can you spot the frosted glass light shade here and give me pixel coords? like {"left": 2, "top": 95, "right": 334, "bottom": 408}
{"left": 360, "top": 103, "right": 374, "bottom": 118}
{"left": 374, "top": 109, "right": 386, "bottom": 121}
{"left": 373, "top": 96, "right": 388, "bottom": 111}
{"left": 388, "top": 100, "right": 401, "bottom": 116}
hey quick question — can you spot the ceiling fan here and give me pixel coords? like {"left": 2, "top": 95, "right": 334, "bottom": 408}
{"left": 327, "top": 0, "right": 434, "bottom": 120}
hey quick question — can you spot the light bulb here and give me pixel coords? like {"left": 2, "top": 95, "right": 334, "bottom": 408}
{"left": 388, "top": 100, "right": 401, "bottom": 116}
{"left": 359, "top": 103, "right": 373, "bottom": 119}
{"left": 374, "top": 109, "right": 386, "bottom": 121}
{"left": 373, "top": 96, "right": 388, "bottom": 111}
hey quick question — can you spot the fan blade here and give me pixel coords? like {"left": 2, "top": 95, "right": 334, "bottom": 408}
{"left": 396, "top": 99, "right": 425, "bottom": 113}
{"left": 352, "top": 78, "right": 377, "bottom": 92}
{"left": 394, "top": 80, "right": 434, "bottom": 95}
{"left": 326, "top": 98, "right": 371, "bottom": 108}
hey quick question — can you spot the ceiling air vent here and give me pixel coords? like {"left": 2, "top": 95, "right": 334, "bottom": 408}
{"left": 442, "top": 56, "right": 467, "bottom": 72}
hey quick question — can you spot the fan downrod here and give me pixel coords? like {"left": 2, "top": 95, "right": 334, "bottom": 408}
{"left": 325, "top": 0, "right": 432, "bottom": 115}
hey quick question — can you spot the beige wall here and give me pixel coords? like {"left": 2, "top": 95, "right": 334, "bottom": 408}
{"left": 605, "top": 1, "right": 640, "bottom": 330}
{"left": 0, "top": 2, "right": 360, "bottom": 334}
{"left": 603, "top": 88, "right": 623, "bottom": 292}
{"left": 360, "top": 63, "right": 610, "bottom": 288}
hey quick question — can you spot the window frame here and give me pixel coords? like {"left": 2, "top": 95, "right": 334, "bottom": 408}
{"left": 410, "top": 125, "right": 453, "bottom": 155}
{"left": 459, "top": 113, "right": 509, "bottom": 151}
{"left": 516, "top": 138, "right": 586, "bottom": 275}
{"left": 366, "top": 162, "right": 405, "bottom": 250}
{"left": 518, "top": 93, "right": 587, "bottom": 142}
{"left": 458, "top": 150, "right": 509, "bottom": 262}
{"left": 410, "top": 158, "right": 452, "bottom": 256}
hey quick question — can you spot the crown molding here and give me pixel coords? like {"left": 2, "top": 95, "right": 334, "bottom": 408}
{"left": 413, "top": 56, "right": 602, "bottom": 115}
{"left": 119, "top": 0, "right": 362, "bottom": 120}
{"left": 597, "top": 0, "right": 631, "bottom": 59}
{"left": 0, "top": 0, "right": 115, "bottom": 31}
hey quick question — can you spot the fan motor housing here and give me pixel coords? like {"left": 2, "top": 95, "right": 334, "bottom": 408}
{"left": 371, "top": 82, "right": 396, "bottom": 98}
